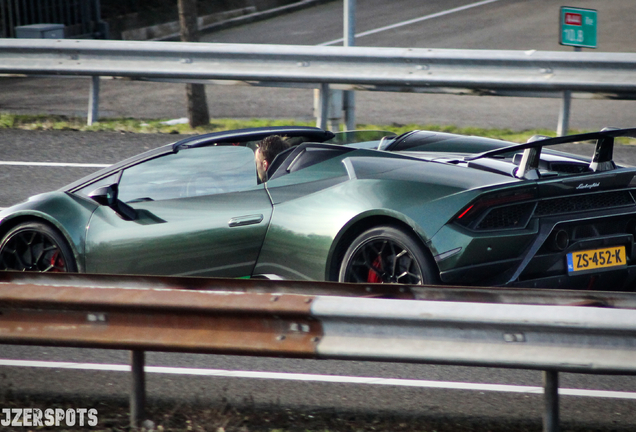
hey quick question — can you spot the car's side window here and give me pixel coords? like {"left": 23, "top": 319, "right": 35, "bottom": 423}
{"left": 117, "top": 146, "right": 258, "bottom": 203}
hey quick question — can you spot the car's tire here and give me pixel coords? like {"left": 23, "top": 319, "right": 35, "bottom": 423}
{"left": 0, "top": 222, "right": 77, "bottom": 272}
{"left": 338, "top": 225, "right": 437, "bottom": 285}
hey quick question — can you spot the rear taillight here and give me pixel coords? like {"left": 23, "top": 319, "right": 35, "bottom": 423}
{"left": 455, "top": 188, "right": 537, "bottom": 230}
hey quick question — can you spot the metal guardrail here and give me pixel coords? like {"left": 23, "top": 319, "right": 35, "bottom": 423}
{"left": 2, "top": 39, "right": 636, "bottom": 93}
{"left": 1, "top": 272, "right": 635, "bottom": 431}
{"left": 1, "top": 38, "right": 636, "bottom": 131}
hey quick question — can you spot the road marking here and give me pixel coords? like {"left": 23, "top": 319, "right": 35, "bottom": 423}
{"left": 320, "top": 0, "right": 502, "bottom": 46}
{"left": 0, "top": 161, "right": 110, "bottom": 168}
{"left": 1, "top": 358, "right": 635, "bottom": 400}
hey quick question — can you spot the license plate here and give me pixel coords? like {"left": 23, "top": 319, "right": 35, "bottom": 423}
{"left": 567, "top": 246, "right": 627, "bottom": 273}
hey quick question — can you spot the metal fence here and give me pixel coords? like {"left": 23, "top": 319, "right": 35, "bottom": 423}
{"left": 0, "top": 0, "right": 106, "bottom": 38}
{"left": 1, "top": 38, "right": 636, "bottom": 131}
{"left": 1, "top": 271, "right": 635, "bottom": 432}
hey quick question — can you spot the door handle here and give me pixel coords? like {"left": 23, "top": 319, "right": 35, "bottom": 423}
{"left": 228, "top": 214, "right": 264, "bottom": 227}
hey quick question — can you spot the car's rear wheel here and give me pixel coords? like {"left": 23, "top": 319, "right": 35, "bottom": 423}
{"left": 338, "top": 225, "right": 437, "bottom": 284}
{"left": 0, "top": 222, "right": 77, "bottom": 272}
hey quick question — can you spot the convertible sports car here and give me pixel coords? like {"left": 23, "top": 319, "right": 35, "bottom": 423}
{"left": 1, "top": 126, "right": 636, "bottom": 290}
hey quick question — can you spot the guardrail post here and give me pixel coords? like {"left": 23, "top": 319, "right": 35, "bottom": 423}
{"left": 328, "top": 89, "right": 343, "bottom": 132}
{"left": 316, "top": 83, "right": 330, "bottom": 130}
{"left": 543, "top": 370, "right": 559, "bottom": 432}
{"left": 315, "top": 85, "right": 342, "bottom": 131}
{"left": 130, "top": 350, "right": 146, "bottom": 428}
{"left": 557, "top": 47, "right": 582, "bottom": 136}
{"left": 557, "top": 90, "right": 571, "bottom": 137}
{"left": 343, "top": 0, "right": 356, "bottom": 131}
{"left": 343, "top": 91, "right": 356, "bottom": 131}
{"left": 87, "top": 75, "right": 100, "bottom": 126}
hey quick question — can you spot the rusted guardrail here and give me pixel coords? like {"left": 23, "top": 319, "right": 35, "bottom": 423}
{"left": 1, "top": 271, "right": 635, "bottom": 432}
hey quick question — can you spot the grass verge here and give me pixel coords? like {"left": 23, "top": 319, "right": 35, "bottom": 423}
{"left": 0, "top": 113, "right": 579, "bottom": 144}
{"left": 3, "top": 113, "right": 635, "bottom": 144}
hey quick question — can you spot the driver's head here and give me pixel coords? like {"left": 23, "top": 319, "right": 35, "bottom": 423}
{"left": 255, "top": 135, "right": 290, "bottom": 182}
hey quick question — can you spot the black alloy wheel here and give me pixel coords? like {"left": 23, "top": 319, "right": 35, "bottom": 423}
{"left": 339, "top": 225, "right": 437, "bottom": 285}
{"left": 0, "top": 222, "right": 77, "bottom": 272}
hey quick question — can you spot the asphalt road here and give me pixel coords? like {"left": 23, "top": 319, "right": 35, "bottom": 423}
{"left": 2, "top": 0, "right": 636, "bottom": 429}
{"left": 2, "top": 344, "right": 636, "bottom": 430}
{"left": 0, "top": 0, "right": 635, "bottom": 130}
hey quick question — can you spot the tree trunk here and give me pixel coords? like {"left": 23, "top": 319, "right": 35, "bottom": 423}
{"left": 178, "top": 0, "right": 210, "bottom": 128}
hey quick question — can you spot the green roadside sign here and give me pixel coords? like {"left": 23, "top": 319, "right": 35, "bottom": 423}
{"left": 560, "top": 6, "right": 597, "bottom": 48}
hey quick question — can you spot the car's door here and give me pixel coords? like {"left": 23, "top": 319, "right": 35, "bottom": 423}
{"left": 83, "top": 146, "right": 272, "bottom": 277}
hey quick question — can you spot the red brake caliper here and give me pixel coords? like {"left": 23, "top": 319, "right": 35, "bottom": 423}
{"left": 367, "top": 255, "right": 383, "bottom": 283}
{"left": 50, "top": 251, "right": 65, "bottom": 272}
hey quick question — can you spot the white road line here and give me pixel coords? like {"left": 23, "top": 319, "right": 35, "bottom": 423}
{"left": 1, "top": 359, "right": 635, "bottom": 400}
{"left": 0, "top": 161, "right": 110, "bottom": 168}
{"left": 320, "top": 0, "right": 502, "bottom": 46}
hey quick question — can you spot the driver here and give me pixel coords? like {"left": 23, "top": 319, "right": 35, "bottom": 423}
{"left": 255, "top": 135, "right": 290, "bottom": 183}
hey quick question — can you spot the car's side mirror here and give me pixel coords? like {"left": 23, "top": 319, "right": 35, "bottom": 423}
{"left": 88, "top": 184, "right": 136, "bottom": 221}
{"left": 88, "top": 184, "right": 118, "bottom": 207}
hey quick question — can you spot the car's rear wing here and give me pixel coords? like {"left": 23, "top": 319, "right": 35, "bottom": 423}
{"left": 465, "top": 128, "right": 636, "bottom": 180}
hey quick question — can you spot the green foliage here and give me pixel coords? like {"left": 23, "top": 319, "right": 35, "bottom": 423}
{"left": 0, "top": 114, "right": 316, "bottom": 135}
{"left": 0, "top": 114, "right": 16, "bottom": 128}
{"left": 1, "top": 114, "right": 634, "bottom": 145}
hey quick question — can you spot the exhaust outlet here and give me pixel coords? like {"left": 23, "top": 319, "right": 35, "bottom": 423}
{"left": 550, "top": 229, "right": 569, "bottom": 251}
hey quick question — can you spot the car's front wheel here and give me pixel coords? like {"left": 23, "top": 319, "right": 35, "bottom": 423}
{"left": 338, "top": 225, "right": 437, "bottom": 285}
{"left": 0, "top": 222, "right": 77, "bottom": 272}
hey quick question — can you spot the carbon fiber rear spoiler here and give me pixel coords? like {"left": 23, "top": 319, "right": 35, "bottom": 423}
{"left": 466, "top": 128, "right": 636, "bottom": 180}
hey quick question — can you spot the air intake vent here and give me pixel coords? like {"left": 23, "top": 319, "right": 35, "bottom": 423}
{"left": 535, "top": 191, "right": 635, "bottom": 217}
{"left": 548, "top": 163, "right": 590, "bottom": 174}
{"left": 476, "top": 202, "right": 536, "bottom": 230}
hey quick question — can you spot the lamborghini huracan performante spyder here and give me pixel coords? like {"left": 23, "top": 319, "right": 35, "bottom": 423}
{"left": 1, "top": 126, "right": 636, "bottom": 290}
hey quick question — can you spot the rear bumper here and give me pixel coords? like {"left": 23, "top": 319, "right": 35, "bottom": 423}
{"left": 439, "top": 208, "right": 636, "bottom": 292}
{"left": 441, "top": 259, "right": 636, "bottom": 291}
{"left": 505, "top": 266, "right": 636, "bottom": 291}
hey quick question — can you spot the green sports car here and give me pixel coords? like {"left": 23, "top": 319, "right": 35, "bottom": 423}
{"left": 1, "top": 126, "right": 636, "bottom": 290}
